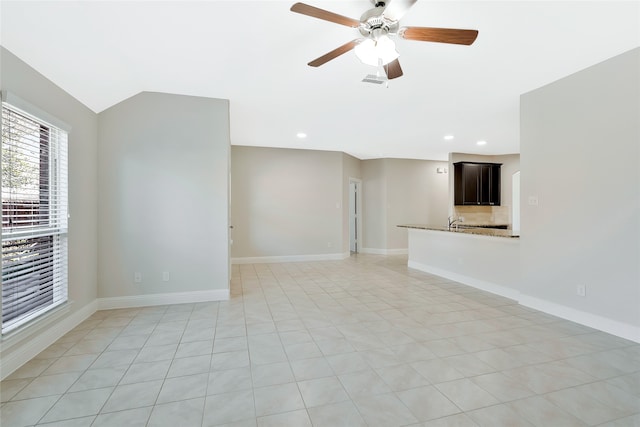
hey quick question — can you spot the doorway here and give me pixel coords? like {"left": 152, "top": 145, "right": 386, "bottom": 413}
{"left": 349, "top": 178, "right": 362, "bottom": 253}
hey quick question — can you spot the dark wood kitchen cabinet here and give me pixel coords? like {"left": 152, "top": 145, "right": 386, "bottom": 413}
{"left": 454, "top": 162, "right": 501, "bottom": 206}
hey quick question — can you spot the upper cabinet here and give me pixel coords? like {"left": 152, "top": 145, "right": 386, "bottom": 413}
{"left": 454, "top": 162, "right": 501, "bottom": 206}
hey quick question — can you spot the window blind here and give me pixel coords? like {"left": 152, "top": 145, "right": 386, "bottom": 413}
{"left": 2, "top": 103, "right": 68, "bottom": 334}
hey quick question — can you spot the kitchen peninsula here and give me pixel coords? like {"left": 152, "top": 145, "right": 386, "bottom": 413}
{"left": 398, "top": 224, "right": 520, "bottom": 300}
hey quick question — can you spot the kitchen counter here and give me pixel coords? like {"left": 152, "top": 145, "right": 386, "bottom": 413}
{"left": 398, "top": 224, "right": 519, "bottom": 238}
{"left": 400, "top": 225, "right": 521, "bottom": 300}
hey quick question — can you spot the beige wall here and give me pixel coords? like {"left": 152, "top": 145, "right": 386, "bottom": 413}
{"left": 232, "top": 150, "right": 449, "bottom": 257}
{"left": 385, "top": 159, "right": 449, "bottom": 249}
{"left": 520, "top": 48, "right": 639, "bottom": 337}
{"left": 98, "top": 92, "right": 230, "bottom": 298}
{"left": 362, "top": 158, "right": 449, "bottom": 252}
{"left": 1, "top": 47, "right": 99, "bottom": 377}
{"left": 361, "top": 159, "right": 387, "bottom": 251}
{"left": 231, "top": 146, "right": 344, "bottom": 259}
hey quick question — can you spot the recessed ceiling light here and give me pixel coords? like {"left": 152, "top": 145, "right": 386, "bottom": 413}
{"left": 296, "top": 132, "right": 307, "bottom": 139}
{"left": 476, "top": 140, "right": 487, "bottom": 146}
{"left": 444, "top": 135, "right": 454, "bottom": 140}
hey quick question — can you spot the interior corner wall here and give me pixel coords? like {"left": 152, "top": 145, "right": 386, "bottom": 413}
{"left": 97, "top": 92, "right": 230, "bottom": 301}
{"left": 520, "top": 48, "right": 640, "bottom": 339}
{"left": 385, "top": 159, "right": 449, "bottom": 250}
{"left": 230, "top": 146, "right": 344, "bottom": 260}
{"left": 1, "top": 47, "right": 99, "bottom": 378}
{"left": 362, "top": 158, "right": 449, "bottom": 253}
{"left": 361, "top": 159, "right": 387, "bottom": 251}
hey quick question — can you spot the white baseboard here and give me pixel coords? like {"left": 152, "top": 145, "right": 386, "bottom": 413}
{"left": 232, "top": 252, "right": 350, "bottom": 264}
{"left": 1, "top": 288, "right": 230, "bottom": 380}
{"left": 0, "top": 301, "right": 97, "bottom": 380}
{"left": 408, "top": 260, "right": 520, "bottom": 301}
{"left": 407, "top": 260, "right": 640, "bottom": 344}
{"left": 97, "top": 289, "right": 229, "bottom": 310}
{"left": 360, "top": 248, "right": 408, "bottom": 255}
{"left": 519, "top": 295, "right": 640, "bottom": 344}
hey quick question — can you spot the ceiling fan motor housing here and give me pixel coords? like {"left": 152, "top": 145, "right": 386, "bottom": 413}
{"left": 359, "top": 6, "right": 399, "bottom": 38}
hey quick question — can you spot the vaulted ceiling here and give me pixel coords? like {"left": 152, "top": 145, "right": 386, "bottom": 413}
{"left": 1, "top": 1, "right": 638, "bottom": 160}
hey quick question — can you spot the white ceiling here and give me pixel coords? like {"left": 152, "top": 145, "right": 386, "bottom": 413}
{"left": 1, "top": 1, "right": 638, "bottom": 160}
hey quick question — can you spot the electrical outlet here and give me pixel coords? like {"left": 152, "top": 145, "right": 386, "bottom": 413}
{"left": 162, "top": 271, "right": 170, "bottom": 282}
{"left": 134, "top": 272, "right": 142, "bottom": 283}
{"left": 576, "top": 284, "right": 586, "bottom": 297}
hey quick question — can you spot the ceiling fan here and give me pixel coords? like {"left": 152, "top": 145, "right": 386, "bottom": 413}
{"left": 290, "top": 0, "right": 478, "bottom": 80}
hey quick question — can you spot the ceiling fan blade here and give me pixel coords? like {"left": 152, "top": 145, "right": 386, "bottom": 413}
{"left": 290, "top": 2, "right": 360, "bottom": 28}
{"left": 399, "top": 26, "right": 479, "bottom": 45}
{"left": 384, "top": 59, "right": 403, "bottom": 80}
{"left": 308, "top": 39, "right": 361, "bottom": 67}
{"left": 382, "top": 0, "right": 418, "bottom": 22}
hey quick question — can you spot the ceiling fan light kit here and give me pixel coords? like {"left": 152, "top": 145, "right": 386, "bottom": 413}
{"left": 290, "top": 0, "right": 478, "bottom": 80}
{"left": 354, "top": 35, "right": 399, "bottom": 67}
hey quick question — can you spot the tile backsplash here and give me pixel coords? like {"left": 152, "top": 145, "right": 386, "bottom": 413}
{"left": 454, "top": 205, "right": 510, "bottom": 226}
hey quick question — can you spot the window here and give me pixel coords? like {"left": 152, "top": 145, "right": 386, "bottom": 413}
{"left": 1, "top": 102, "right": 68, "bottom": 334}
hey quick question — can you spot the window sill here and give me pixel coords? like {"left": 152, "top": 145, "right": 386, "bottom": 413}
{"left": 0, "top": 301, "right": 73, "bottom": 353}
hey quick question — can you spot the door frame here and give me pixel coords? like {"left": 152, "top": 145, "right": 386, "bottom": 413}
{"left": 349, "top": 178, "right": 363, "bottom": 253}
{"left": 512, "top": 171, "right": 521, "bottom": 232}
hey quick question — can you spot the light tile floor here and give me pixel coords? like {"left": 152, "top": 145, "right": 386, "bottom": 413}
{"left": 1, "top": 254, "right": 639, "bottom": 426}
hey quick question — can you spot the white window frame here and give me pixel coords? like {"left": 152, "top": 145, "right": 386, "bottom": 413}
{"left": 1, "top": 95, "right": 69, "bottom": 335}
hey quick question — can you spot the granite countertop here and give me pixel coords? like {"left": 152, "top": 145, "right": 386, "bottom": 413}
{"left": 398, "top": 224, "right": 520, "bottom": 238}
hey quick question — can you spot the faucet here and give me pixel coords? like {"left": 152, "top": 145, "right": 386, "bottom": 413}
{"left": 448, "top": 215, "right": 459, "bottom": 230}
